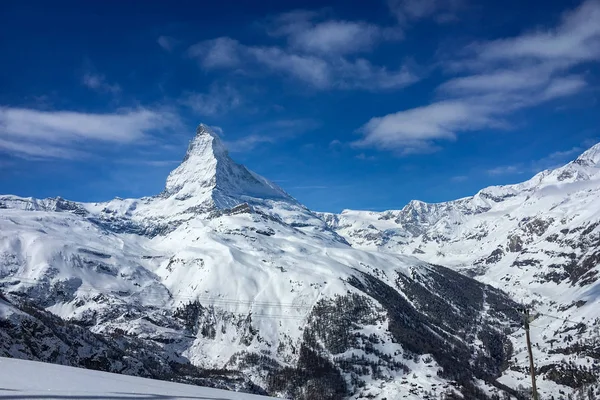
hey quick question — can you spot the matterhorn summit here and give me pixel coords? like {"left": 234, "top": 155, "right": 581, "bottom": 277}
{"left": 164, "top": 124, "right": 293, "bottom": 209}
{"left": 72, "top": 124, "right": 325, "bottom": 231}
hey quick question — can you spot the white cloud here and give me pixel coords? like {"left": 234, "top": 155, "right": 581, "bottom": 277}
{"left": 188, "top": 37, "right": 242, "bottom": 69}
{"left": 450, "top": 175, "right": 468, "bottom": 182}
{"left": 334, "top": 58, "right": 417, "bottom": 90}
{"left": 357, "top": 1, "right": 599, "bottom": 154}
{"left": 439, "top": 68, "right": 551, "bottom": 95}
{"left": 225, "top": 118, "right": 319, "bottom": 152}
{"left": 474, "top": 0, "right": 600, "bottom": 65}
{"left": 439, "top": 68, "right": 588, "bottom": 107}
{"left": 180, "top": 84, "right": 242, "bottom": 116}
{"left": 0, "top": 107, "right": 180, "bottom": 159}
{"left": 289, "top": 185, "right": 329, "bottom": 189}
{"left": 225, "top": 134, "right": 278, "bottom": 153}
{"left": 187, "top": 37, "right": 417, "bottom": 90}
{"left": 0, "top": 138, "right": 87, "bottom": 160}
{"left": 267, "top": 10, "right": 401, "bottom": 56}
{"left": 355, "top": 153, "right": 376, "bottom": 161}
{"left": 547, "top": 147, "right": 583, "bottom": 160}
{"left": 292, "top": 21, "right": 380, "bottom": 54}
{"left": 531, "top": 145, "right": 585, "bottom": 171}
{"left": 209, "top": 125, "right": 224, "bottom": 136}
{"left": 157, "top": 35, "right": 178, "bottom": 52}
{"left": 247, "top": 46, "right": 331, "bottom": 88}
{"left": 117, "top": 158, "right": 180, "bottom": 167}
{"left": 539, "top": 75, "right": 587, "bottom": 101}
{"left": 387, "top": 0, "right": 463, "bottom": 24}
{"left": 266, "top": 10, "right": 320, "bottom": 36}
{"left": 355, "top": 100, "right": 495, "bottom": 154}
{"left": 329, "top": 139, "right": 342, "bottom": 148}
{"left": 82, "top": 73, "right": 121, "bottom": 94}
{"left": 487, "top": 165, "right": 521, "bottom": 176}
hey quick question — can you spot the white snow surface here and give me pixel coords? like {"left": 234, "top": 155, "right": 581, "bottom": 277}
{"left": 0, "top": 356, "right": 274, "bottom": 399}
{"left": 0, "top": 125, "right": 454, "bottom": 399}
{"left": 2, "top": 126, "right": 600, "bottom": 399}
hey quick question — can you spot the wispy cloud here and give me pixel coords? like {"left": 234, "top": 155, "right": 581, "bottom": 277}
{"left": 387, "top": 0, "right": 464, "bottom": 24}
{"left": 225, "top": 118, "right": 320, "bottom": 153}
{"left": 289, "top": 185, "right": 329, "bottom": 189}
{"left": 157, "top": 35, "right": 179, "bottom": 52}
{"left": 266, "top": 10, "right": 401, "bottom": 55}
{"left": 356, "top": 0, "right": 600, "bottom": 154}
{"left": 450, "top": 175, "right": 468, "bottom": 182}
{"left": 470, "top": 0, "right": 600, "bottom": 66}
{"left": 329, "top": 139, "right": 342, "bottom": 148}
{"left": 354, "top": 100, "right": 496, "bottom": 154}
{"left": 180, "top": 83, "right": 242, "bottom": 116}
{"left": 0, "top": 138, "right": 88, "bottom": 160}
{"left": 225, "top": 134, "right": 278, "bottom": 153}
{"left": 486, "top": 144, "right": 588, "bottom": 176}
{"left": 188, "top": 37, "right": 242, "bottom": 69}
{"left": 486, "top": 165, "right": 522, "bottom": 176}
{"left": 547, "top": 146, "right": 584, "bottom": 160}
{"left": 116, "top": 158, "right": 180, "bottom": 167}
{"left": 82, "top": 73, "right": 121, "bottom": 94}
{"left": 245, "top": 45, "right": 331, "bottom": 88}
{"left": 0, "top": 107, "right": 180, "bottom": 159}
{"left": 185, "top": 8, "right": 414, "bottom": 90}
{"left": 531, "top": 145, "right": 585, "bottom": 171}
{"left": 187, "top": 36, "right": 417, "bottom": 90}
{"left": 355, "top": 153, "right": 375, "bottom": 161}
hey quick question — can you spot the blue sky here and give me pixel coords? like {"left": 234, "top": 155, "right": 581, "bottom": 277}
{"left": 1, "top": 0, "right": 599, "bottom": 212}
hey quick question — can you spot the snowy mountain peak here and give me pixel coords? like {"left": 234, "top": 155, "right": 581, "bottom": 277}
{"left": 183, "top": 124, "right": 229, "bottom": 162}
{"left": 575, "top": 141, "right": 600, "bottom": 166}
{"left": 163, "top": 124, "right": 293, "bottom": 209}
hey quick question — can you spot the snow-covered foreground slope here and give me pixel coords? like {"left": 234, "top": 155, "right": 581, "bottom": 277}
{"left": 0, "top": 356, "right": 274, "bottom": 399}
{"left": 1, "top": 125, "right": 599, "bottom": 399}
{"left": 321, "top": 143, "right": 600, "bottom": 396}
{"left": 0, "top": 203, "right": 521, "bottom": 399}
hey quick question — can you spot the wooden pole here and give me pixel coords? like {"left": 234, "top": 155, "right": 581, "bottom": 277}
{"left": 524, "top": 308, "right": 538, "bottom": 400}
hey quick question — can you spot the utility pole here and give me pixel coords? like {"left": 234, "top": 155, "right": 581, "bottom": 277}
{"left": 523, "top": 308, "right": 539, "bottom": 400}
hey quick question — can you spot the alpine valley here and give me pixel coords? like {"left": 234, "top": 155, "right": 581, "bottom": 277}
{"left": 1, "top": 125, "right": 599, "bottom": 400}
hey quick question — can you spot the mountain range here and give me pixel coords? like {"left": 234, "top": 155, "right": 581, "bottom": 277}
{"left": 1, "top": 125, "right": 599, "bottom": 400}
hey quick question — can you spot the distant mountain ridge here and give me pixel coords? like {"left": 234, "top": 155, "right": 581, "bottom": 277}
{"left": 320, "top": 142, "right": 600, "bottom": 397}
{"left": 318, "top": 142, "right": 600, "bottom": 294}
{"left": 1, "top": 127, "right": 599, "bottom": 399}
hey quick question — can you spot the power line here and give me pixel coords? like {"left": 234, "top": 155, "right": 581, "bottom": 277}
{"left": 1, "top": 275, "right": 312, "bottom": 309}
{"left": 1, "top": 275, "right": 313, "bottom": 320}
{"left": 537, "top": 312, "right": 583, "bottom": 326}
{"left": 514, "top": 306, "right": 587, "bottom": 400}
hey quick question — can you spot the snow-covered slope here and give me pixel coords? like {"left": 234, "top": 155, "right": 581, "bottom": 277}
{"left": 0, "top": 201, "right": 519, "bottom": 398}
{"left": 1, "top": 126, "right": 599, "bottom": 399}
{"left": 0, "top": 294, "right": 262, "bottom": 393}
{"left": 319, "top": 143, "right": 600, "bottom": 297}
{"left": 320, "top": 143, "right": 600, "bottom": 395}
{"left": 0, "top": 356, "right": 274, "bottom": 399}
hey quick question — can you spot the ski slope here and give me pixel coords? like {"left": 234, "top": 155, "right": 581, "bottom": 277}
{"left": 0, "top": 357, "right": 274, "bottom": 399}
